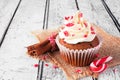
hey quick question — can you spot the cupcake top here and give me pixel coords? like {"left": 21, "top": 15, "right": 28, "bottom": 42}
{"left": 59, "top": 11, "right": 96, "bottom": 44}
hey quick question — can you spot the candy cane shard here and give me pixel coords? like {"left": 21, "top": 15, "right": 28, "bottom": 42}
{"left": 90, "top": 56, "right": 113, "bottom": 73}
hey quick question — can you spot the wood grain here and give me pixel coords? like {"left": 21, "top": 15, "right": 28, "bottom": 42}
{"left": 0, "top": 0, "right": 20, "bottom": 40}
{"left": 0, "top": 0, "right": 120, "bottom": 80}
{"left": 77, "top": 0, "right": 120, "bottom": 36}
{"left": 106, "top": 0, "right": 120, "bottom": 23}
{"left": 0, "top": 0, "right": 46, "bottom": 80}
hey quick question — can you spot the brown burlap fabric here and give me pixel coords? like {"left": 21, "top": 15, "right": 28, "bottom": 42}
{"left": 28, "top": 24, "right": 120, "bottom": 80}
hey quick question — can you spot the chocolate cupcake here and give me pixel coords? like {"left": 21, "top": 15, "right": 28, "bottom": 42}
{"left": 56, "top": 11, "right": 102, "bottom": 67}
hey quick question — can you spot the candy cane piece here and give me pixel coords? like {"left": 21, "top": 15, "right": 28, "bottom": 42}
{"left": 90, "top": 56, "right": 112, "bottom": 73}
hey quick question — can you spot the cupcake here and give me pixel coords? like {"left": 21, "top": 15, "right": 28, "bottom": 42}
{"left": 55, "top": 11, "right": 102, "bottom": 67}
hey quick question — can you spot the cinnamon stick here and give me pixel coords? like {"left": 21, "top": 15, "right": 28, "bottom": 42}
{"left": 27, "top": 39, "right": 50, "bottom": 56}
{"left": 27, "top": 39, "right": 50, "bottom": 52}
{"left": 27, "top": 33, "right": 58, "bottom": 57}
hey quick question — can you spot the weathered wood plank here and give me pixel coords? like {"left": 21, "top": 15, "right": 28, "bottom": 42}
{"left": 0, "top": 0, "right": 20, "bottom": 41}
{"left": 0, "top": 0, "right": 119, "bottom": 80}
{"left": 106, "top": 0, "right": 120, "bottom": 23}
{"left": 48, "top": 0, "right": 78, "bottom": 29}
{"left": 0, "top": 0, "right": 46, "bottom": 80}
{"left": 77, "top": 0, "right": 120, "bottom": 37}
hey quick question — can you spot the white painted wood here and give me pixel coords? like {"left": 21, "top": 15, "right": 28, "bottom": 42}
{"left": 0, "top": 0, "right": 20, "bottom": 40}
{"left": 106, "top": 0, "right": 120, "bottom": 23}
{"left": 48, "top": 0, "right": 77, "bottom": 29}
{"left": 77, "top": 0, "right": 120, "bottom": 37}
{"left": 0, "top": 0, "right": 120, "bottom": 80}
{"left": 0, "top": 0, "right": 46, "bottom": 80}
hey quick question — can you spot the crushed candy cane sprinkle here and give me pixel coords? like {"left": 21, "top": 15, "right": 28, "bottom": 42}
{"left": 53, "top": 65, "right": 59, "bottom": 69}
{"left": 34, "top": 64, "right": 39, "bottom": 67}
{"left": 59, "top": 11, "right": 96, "bottom": 44}
{"left": 45, "top": 63, "right": 49, "bottom": 66}
{"left": 48, "top": 32, "right": 58, "bottom": 51}
{"left": 75, "top": 69, "right": 82, "bottom": 73}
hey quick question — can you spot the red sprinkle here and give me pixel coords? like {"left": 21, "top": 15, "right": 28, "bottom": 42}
{"left": 78, "top": 13, "right": 83, "bottom": 18}
{"left": 42, "top": 55, "right": 47, "bottom": 60}
{"left": 90, "top": 26, "right": 94, "bottom": 31}
{"left": 66, "top": 23, "right": 74, "bottom": 27}
{"left": 91, "top": 32, "right": 95, "bottom": 34}
{"left": 84, "top": 22, "right": 87, "bottom": 27}
{"left": 65, "top": 16, "right": 70, "bottom": 20}
{"left": 75, "top": 69, "right": 82, "bottom": 73}
{"left": 63, "top": 31, "right": 69, "bottom": 36}
{"left": 72, "top": 34, "right": 75, "bottom": 36}
{"left": 84, "top": 34, "right": 88, "bottom": 38}
{"left": 78, "top": 28, "right": 81, "bottom": 30}
{"left": 34, "top": 64, "right": 39, "bottom": 67}
{"left": 71, "top": 16, "right": 73, "bottom": 19}
{"left": 45, "top": 63, "right": 49, "bottom": 66}
{"left": 53, "top": 65, "right": 58, "bottom": 69}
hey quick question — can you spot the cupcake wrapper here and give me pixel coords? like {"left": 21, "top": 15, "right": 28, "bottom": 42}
{"left": 56, "top": 36, "right": 102, "bottom": 67}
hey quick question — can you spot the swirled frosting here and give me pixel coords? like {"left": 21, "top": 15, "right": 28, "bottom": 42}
{"left": 59, "top": 11, "right": 96, "bottom": 44}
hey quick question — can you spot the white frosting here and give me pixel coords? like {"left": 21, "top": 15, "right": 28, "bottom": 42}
{"left": 59, "top": 12, "right": 96, "bottom": 44}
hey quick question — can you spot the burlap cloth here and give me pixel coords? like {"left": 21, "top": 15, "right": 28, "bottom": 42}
{"left": 28, "top": 24, "right": 120, "bottom": 80}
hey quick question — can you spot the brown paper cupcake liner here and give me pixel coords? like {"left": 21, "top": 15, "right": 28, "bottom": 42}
{"left": 56, "top": 36, "right": 102, "bottom": 67}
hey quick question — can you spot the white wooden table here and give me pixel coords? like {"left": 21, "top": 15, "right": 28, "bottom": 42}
{"left": 0, "top": 0, "right": 120, "bottom": 80}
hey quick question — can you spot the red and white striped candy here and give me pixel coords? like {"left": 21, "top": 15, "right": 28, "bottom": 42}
{"left": 90, "top": 56, "right": 112, "bottom": 73}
